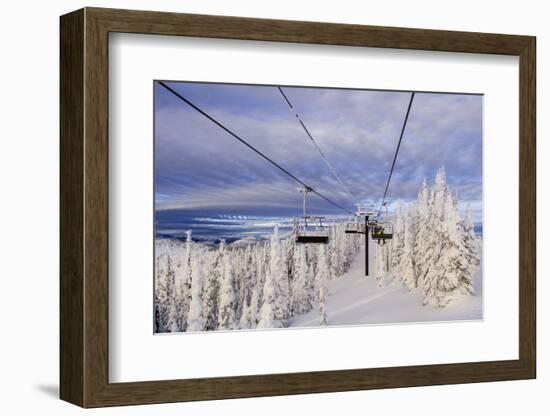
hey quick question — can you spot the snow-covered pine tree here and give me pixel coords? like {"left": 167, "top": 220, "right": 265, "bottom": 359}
{"left": 231, "top": 246, "right": 245, "bottom": 321}
{"left": 154, "top": 253, "right": 163, "bottom": 332}
{"left": 390, "top": 202, "right": 405, "bottom": 286}
{"left": 306, "top": 258, "right": 316, "bottom": 305}
{"left": 241, "top": 243, "right": 265, "bottom": 329}
{"left": 203, "top": 239, "right": 224, "bottom": 330}
{"left": 316, "top": 244, "right": 330, "bottom": 325}
{"left": 420, "top": 168, "right": 446, "bottom": 305}
{"left": 154, "top": 255, "right": 162, "bottom": 333}
{"left": 165, "top": 256, "right": 180, "bottom": 332}
{"left": 343, "top": 222, "right": 359, "bottom": 273}
{"left": 237, "top": 245, "right": 256, "bottom": 329}
{"left": 399, "top": 205, "right": 416, "bottom": 290}
{"left": 231, "top": 248, "right": 243, "bottom": 321}
{"left": 217, "top": 249, "right": 237, "bottom": 330}
{"left": 374, "top": 238, "right": 393, "bottom": 288}
{"left": 155, "top": 253, "right": 173, "bottom": 332}
{"left": 422, "top": 169, "right": 474, "bottom": 307}
{"left": 385, "top": 239, "right": 393, "bottom": 279}
{"left": 290, "top": 244, "right": 313, "bottom": 314}
{"left": 256, "top": 243, "right": 268, "bottom": 305}
{"left": 257, "top": 228, "right": 285, "bottom": 329}
{"left": 243, "top": 283, "right": 261, "bottom": 329}
{"left": 239, "top": 298, "right": 254, "bottom": 330}
{"left": 329, "top": 225, "right": 343, "bottom": 277}
{"left": 374, "top": 241, "right": 387, "bottom": 287}
{"left": 418, "top": 170, "right": 447, "bottom": 295}
{"left": 412, "top": 178, "right": 430, "bottom": 289}
{"left": 286, "top": 221, "right": 298, "bottom": 281}
{"left": 405, "top": 205, "right": 417, "bottom": 284}
{"left": 462, "top": 206, "right": 481, "bottom": 278}
{"left": 175, "top": 230, "right": 193, "bottom": 331}
{"left": 269, "top": 226, "right": 290, "bottom": 323}
{"left": 257, "top": 267, "right": 278, "bottom": 328}
{"left": 187, "top": 256, "right": 205, "bottom": 332}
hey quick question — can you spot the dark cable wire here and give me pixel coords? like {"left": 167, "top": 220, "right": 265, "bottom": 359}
{"left": 296, "top": 119, "right": 354, "bottom": 199}
{"left": 159, "top": 81, "right": 353, "bottom": 215}
{"left": 377, "top": 92, "right": 415, "bottom": 217}
{"left": 277, "top": 87, "right": 355, "bottom": 199}
{"left": 277, "top": 86, "right": 294, "bottom": 109}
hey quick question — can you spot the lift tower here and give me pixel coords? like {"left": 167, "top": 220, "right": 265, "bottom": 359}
{"left": 345, "top": 205, "right": 375, "bottom": 276}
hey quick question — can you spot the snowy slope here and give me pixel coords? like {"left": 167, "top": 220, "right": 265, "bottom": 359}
{"left": 289, "top": 241, "right": 482, "bottom": 328}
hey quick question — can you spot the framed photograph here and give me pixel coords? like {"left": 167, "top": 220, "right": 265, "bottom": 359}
{"left": 60, "top": 7, "right": 536, "bottom": 408}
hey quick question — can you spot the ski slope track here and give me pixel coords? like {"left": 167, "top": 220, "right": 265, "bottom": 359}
{"left": 289, "top": 241, "right": 483, "bottom": 328}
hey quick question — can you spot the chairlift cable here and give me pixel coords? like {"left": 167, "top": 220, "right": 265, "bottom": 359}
{"left": 158, "top": 81, "right": 353, "bottom": 215}
{"left": 277, "top": 87, "right": 355, "bottom": 200}
{"left": 377, "top": 92, "right": 415, "bottom": 217}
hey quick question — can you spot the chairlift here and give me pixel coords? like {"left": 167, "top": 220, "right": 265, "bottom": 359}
{"left": 295, "top": 187, "right": 329, "bottom": 244}
{"left": 371, "top": 202, "right": 393, "bottom": 244}
{"left": 344, "top": 220, "right": 365, "bottom": 234}
{"left": 371, "top": 222, "right": 393, "bottom": 243}
{"left": 344, "top": 203, "right": 374, "bottom": 234}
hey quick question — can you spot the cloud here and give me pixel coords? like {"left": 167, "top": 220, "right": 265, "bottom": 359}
{"left": 155, "top": 82, "right": 483, "bottom": 221}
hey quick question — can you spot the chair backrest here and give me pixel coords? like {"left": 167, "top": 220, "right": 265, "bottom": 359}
{"left": 296, "top": 234, "right": 329, "bottom": 244}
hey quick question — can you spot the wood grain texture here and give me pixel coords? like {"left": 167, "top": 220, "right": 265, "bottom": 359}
{"left": 83, "top": 10, "right": 110, "bottom": 406}
{"left": 59, "top": 8, "right": 84, "bottom": 407}
{"left": 59, "top": 7, "right": 537, "bottom": 408}
{"left": 518, "top": 38, "right": 536, "bottom": 376}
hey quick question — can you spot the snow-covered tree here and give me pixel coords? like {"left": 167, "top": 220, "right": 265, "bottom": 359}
{"left": 306, "top": 261, "right": 316, "bottom": 304}
{"left": 422, "top": 169, "right": 474, "bottom": 307}
{"left": 165, "top": 256, "right": 180, "bottom": 332}
{"left": 239, "top": 299, "right": 254, "bottom": 330}
{"left": 286, "top": 221, "right": 298, "bottom": 280}
{"left": 290, "top": 245, "right": 312, "bottom": 314}
{"left": 171, "top": 230, "right": 193, "bottom": 331}
{"left": 155, "top": 253, "right": 175, "bottom": 333}
{"left": 154, "top": 256, "right": 162, "bottom": 333}
{"left": 269, "top": 226, "right": 290, "bottom": 323}
{"left": 257, "top": 266, "right": 278, "bottom": 329}
{"left": 255, "top": 243, "right": 268, "bottom": 307}
{"left": 343, "top": 220, "right": 360, "bottom": 272}
{"left": 237, "top": 246, "right": 256, "bottom": 329}
{"left": 203, "top": 240, "right": 224, "bottom": 330}
{"left": 374, "top": 241, "right": 391, "bottom": 287}
{"left": 401, "top": 208, "right": 416, "bottom": 290}
{"left": 217, "top": 251, "right": 237, "bottom": 330}
{"left": 187, "top": 256, "right": 205, "bottom": 331}
{"left": 462, "top": 206, "right": 481, "bottom": 277}
{"left": 257, "top": 228, "right": 285, "bottom": 329}
{"left": 329, "top": 225, "right": 343, "bottom": 277}
{"left": 390, "top": 204, "right": 415, "bottom": 290}
{"left": 390, "top": 203, "right": 405, "bottom": 285}
{"left": 413, "top": 178, "right": 430, "bottom": 289}
{"left": 242, "top": 283, "right": 261, "bottom": 329}
{"left": 316, "top": 245, "right": 330, "bottom": 325}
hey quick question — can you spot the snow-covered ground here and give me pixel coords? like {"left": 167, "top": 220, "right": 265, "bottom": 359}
{"left": 289, "top": 241, "right": 482, "bottom": 328}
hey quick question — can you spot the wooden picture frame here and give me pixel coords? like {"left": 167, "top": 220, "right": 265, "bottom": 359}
{"left": 60, "top": 7, "right": 536, "bottom": 408}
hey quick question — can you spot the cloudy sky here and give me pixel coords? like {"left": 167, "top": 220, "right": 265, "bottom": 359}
{"left": 154, "top": 81, "right": 483, "bottom": 221}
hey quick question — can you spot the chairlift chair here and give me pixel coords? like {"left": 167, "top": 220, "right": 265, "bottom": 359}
{"left": 371, "top": 222, "right": 393, "bottom": 244}
{"left": 296, "top": 215, "right": 329, "bottom": 244}
{"left": 371, "top": 202, "right": 393, "bottom": 244}
{"left": 344, "top": 221, "right": 365, "bottom": 234}
{"left": 344, "top": 203, "right": 374, "bottom": 234}
{"left": 295, "top": 187, "right": 329, "bottom": 244}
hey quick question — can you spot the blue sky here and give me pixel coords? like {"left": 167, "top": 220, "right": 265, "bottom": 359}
{"left": 155, "top": 81, "right": 483, "bottom": 221}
